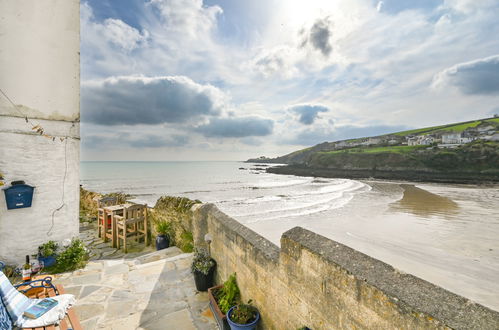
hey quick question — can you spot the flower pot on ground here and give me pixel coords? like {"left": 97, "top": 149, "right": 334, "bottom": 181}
{"left": 226, "top": 301, "right": 260, "bottom": 330}
{"left": 208, "top": 273, "right": 240, "bottom": 330}
{"left": 154, "top": 220, "right": 171, "bottom": 251}
{"left": 155, "top": 235, "right": 170, "bottom": 250}
{"left": 191, "top": 248, "right": 216, "bottom": 291}
{"left": 37, "top": 240, "right": 59, "bottom": 268}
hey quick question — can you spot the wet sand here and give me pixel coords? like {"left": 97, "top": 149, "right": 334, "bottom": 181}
{"left": 248, "top": 181, "right": 499, "bottom": 311}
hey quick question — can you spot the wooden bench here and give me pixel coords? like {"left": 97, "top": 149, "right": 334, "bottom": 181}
{"left": 15, "top": 277, "right": 82, "bottom": 330}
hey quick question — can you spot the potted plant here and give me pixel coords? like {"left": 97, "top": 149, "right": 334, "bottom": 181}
{"left": 208, "top": 273, "right": 240, "bottom": 330}
{"left": 155, "top": 220, "right": 171, "bottom": 250}
{"left": 191, "top": 248, "right": 216, "bottom": 291}
{"left": 227, "top": 300, "right": 260, "bottom": 330}
{"left": 37, "top": 240, "right": 59, "bottom": 267}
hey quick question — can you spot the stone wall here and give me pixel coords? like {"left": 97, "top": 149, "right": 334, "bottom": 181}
{"left": 0, "top": 0, "right": 80, "bottom": 264}
{"left": 187, "top": 203, "right": 499, "bottom": 330}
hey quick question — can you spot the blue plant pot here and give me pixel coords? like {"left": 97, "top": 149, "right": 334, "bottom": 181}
{"left": 38, "top": 255, "right": 56, "bottom": 268}
{"left": 155, "top": 235, "right": 169, "bottom": 251}
{"left": 226, "top": 306, "right": 260, "bottom": 330}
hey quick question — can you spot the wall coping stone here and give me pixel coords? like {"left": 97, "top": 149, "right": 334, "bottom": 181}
{"left": 203, "top": 203, "right": 280, "bottom": 263}
{"left": 282, "top": 226, "right": 499, "bottom": 330}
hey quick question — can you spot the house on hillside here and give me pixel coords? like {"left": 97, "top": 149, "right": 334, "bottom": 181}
{"left": 407, "top": 135, "right": 434, "bottom": 146}
{"left": 441, "top": 132, "right": 474, "bottom": 145}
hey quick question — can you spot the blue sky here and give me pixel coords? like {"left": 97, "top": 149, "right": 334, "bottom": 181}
{"left": 80, "top": 0, "right": 499, "bottom": 160}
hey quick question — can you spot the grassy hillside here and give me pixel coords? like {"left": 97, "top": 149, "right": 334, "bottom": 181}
{"left": 250, "top": 117, "right": 499, "bottom": 182}
{"left": 310, "top": 141, "right": 499, "bottom": 173}
{"left": 393, "top": 117, "right": 499, "bottom": 136}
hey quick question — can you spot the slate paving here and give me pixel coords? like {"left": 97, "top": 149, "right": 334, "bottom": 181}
{"left": 58, "top": 222, "right": 217, "bottom": 329}
{"left": 54, "top": 247, "right": 217, "bottom": 329}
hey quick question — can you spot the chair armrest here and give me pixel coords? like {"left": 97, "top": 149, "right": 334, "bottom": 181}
{"left": 14, "top": 276, "right": 59, "bottom": 295}
{"left": 114, "top": 215, "right": 124, "bottom": 221}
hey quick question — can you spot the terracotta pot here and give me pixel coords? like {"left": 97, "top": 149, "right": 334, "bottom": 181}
{"left": 208, "top": 285, "right": 230, "bottom": 330}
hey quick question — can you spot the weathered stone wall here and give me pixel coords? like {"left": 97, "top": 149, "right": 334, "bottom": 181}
{"left": 0, "top": 0, "right": 80, "bottom": 264}
{"left": 189, "top": 203, "right": 499, "bottom": 330}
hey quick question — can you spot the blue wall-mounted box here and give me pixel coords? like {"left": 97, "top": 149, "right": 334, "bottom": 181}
{"left": 3, "top": 181, "right": 35, "bottom": 210}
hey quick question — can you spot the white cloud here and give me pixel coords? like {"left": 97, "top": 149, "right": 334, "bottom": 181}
{"left": 81, "top": 75, "right": 228, "bottom": 125}
{"left": 100, "top": 18, "right": 149, "bottom": 51}
{"left": 431, "top": 55, "right": 499, "bottom": 95}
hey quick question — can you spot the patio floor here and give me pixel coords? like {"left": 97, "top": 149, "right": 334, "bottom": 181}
{"left": 53, "top": 247, "right": 217, "bottom": 329}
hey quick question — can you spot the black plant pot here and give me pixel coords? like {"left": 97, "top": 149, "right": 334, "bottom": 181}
{"left": 155, "top": 235, "right": 169, "bottom": 250}
{"left": 193, "top": 260, "right": 216, "bottom": 291}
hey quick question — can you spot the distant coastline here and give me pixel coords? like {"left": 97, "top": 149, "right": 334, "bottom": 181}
{"left": 264, "top": 164, "right": 499, "bottom": 184}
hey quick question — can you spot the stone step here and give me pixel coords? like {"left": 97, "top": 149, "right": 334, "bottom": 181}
{"left": 133, "top": 246, "right": 184, "bottom": 265}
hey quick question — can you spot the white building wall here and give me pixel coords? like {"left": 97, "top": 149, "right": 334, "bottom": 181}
{"left": 0, "top": 0, "right": 80, "bottom": 264}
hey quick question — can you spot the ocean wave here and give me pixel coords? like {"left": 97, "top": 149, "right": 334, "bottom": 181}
{"left": 249, "top": 178, "right": 312, "bottom": 189}
{"left": 242, "top": 193, "right": 356, "bottom": 223}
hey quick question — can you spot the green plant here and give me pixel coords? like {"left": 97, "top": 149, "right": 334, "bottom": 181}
{"left": 216, "top": 273, "right": 240, "bottom": 314}
{"left": 155, "top": 220, "right": 172, "bottom": 236}
{"left": 191, "top": 248, "right": 214, "bottom": 275}
{"left": 38, "top": 240, "right": 58, "bottom": 257}
{"left": 53, "top": 239, "right": 88, "bottom": 273}
{"left": 229, "top": 300, "right": 257, "bottom": 325}
{"left": 180, "top": 231, "right": 194, "bottom": 252}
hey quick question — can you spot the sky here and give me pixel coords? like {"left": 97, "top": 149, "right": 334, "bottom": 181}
{"left": 80, "top": 0, "right": 499, "bottom": 161}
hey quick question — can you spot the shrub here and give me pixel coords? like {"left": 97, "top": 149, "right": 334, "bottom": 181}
{"left": 179, "top": 231, "right": 194, "bottom": 252}
{"left": 38, "top": 241, "right": 58, "bottom": 257}
{"left": 53, "top": 238, "right": 88, "bottom": 273}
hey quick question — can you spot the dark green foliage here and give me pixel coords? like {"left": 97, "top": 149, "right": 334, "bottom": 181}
{"left": 216, "top": 273, "right": 240, "bottom": 314}
{"left": 229, "top": 300, "right": 257, "bottom": 325}
{"left": 38, "top": 241, "right": 58, "bottom": 257}
{"left": 154, "top": 220, "right": 172, "bottom": 236}
{"left": 51, "top": 239, "right": 89, "bottom": 273}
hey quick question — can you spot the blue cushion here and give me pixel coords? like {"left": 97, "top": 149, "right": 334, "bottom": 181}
{"left": 0, "top": 291, "right": 12, "bottom": 330}
{"left": 0, "top": 271, "right": 31, "bottom": 326}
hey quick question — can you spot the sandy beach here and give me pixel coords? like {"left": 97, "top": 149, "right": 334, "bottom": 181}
{"left": 248, "top": 181, "right": 499, "bottom": 311}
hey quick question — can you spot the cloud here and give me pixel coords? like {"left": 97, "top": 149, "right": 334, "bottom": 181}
{"left": 197, "top": 116, "right": 274, "bottom": 138}
{"left": 301, "top": 18, "right": 333, "bottom": 57}
{"left": 82, "top": 133, "right": 190, "bottom": 149}
{"left": 81, "top": 76, "right": 227, "bottom": 125}
{"left": 148, "top": 0, "right": 222, "bottom": 38}
{"left": 375, "top": 0, "right": 443, "bottom": 14}
{"left": 283, "top": 124, "right": 409, "bottom": 146}
{"left": 288, "top": 104, "right": 330, "bottom": 125}
{"left": 101, "top": 18, "right": 149, "bottom": 51}
{"left": 432, "top": 55, "right": 499, "bottom": 95}
{"left": 252, "top": 46, "right": 299, "bottom": 79}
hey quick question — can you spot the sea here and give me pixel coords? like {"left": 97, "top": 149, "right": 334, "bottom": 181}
{"left": 80, "top": 161, "right": 499, "bottom": 311}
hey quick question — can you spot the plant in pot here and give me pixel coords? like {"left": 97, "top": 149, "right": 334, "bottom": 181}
{"left": 227, "top": 300, "right": 260, "bottom": 330}
{"left": 208, "top": 273, "right": 240, "bottom": 330}
{"left": 37, "top": 240, "right": 59, "bottom": 268}
{"left": 155, "top": 220, "right": 171, "bottom": 250}
{"left": 191, "top": 248, "right": 216, "bottom": 291}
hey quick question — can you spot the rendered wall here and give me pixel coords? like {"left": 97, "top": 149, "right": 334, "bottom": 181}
{"left": 0, "top": 0, "right": 80, "bottom": 264}
{"left": 187, "top": 203, "right": 499, "bottom": 330}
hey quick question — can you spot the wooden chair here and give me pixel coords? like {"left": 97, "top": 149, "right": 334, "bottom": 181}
{"left": 97, "top": 197, "right": 118, "bottom": 239}
{"left": 115, "top": 204, "right": 148, "bottom": 253}
{"left": 14, "top": 277, "right": 82, "bottom": 330}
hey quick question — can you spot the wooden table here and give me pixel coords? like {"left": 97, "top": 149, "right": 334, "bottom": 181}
{"left": 102, "top": 203, "right": 132, "bottom": 248}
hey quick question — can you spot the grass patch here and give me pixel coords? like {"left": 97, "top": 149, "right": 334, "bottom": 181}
{"left": 322, "top": 145, "right": 427, "bottom": 155}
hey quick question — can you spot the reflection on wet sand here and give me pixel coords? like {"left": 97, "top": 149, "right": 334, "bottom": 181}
{"left": 391, "top": 184, "right": 459, "bottom": 218}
